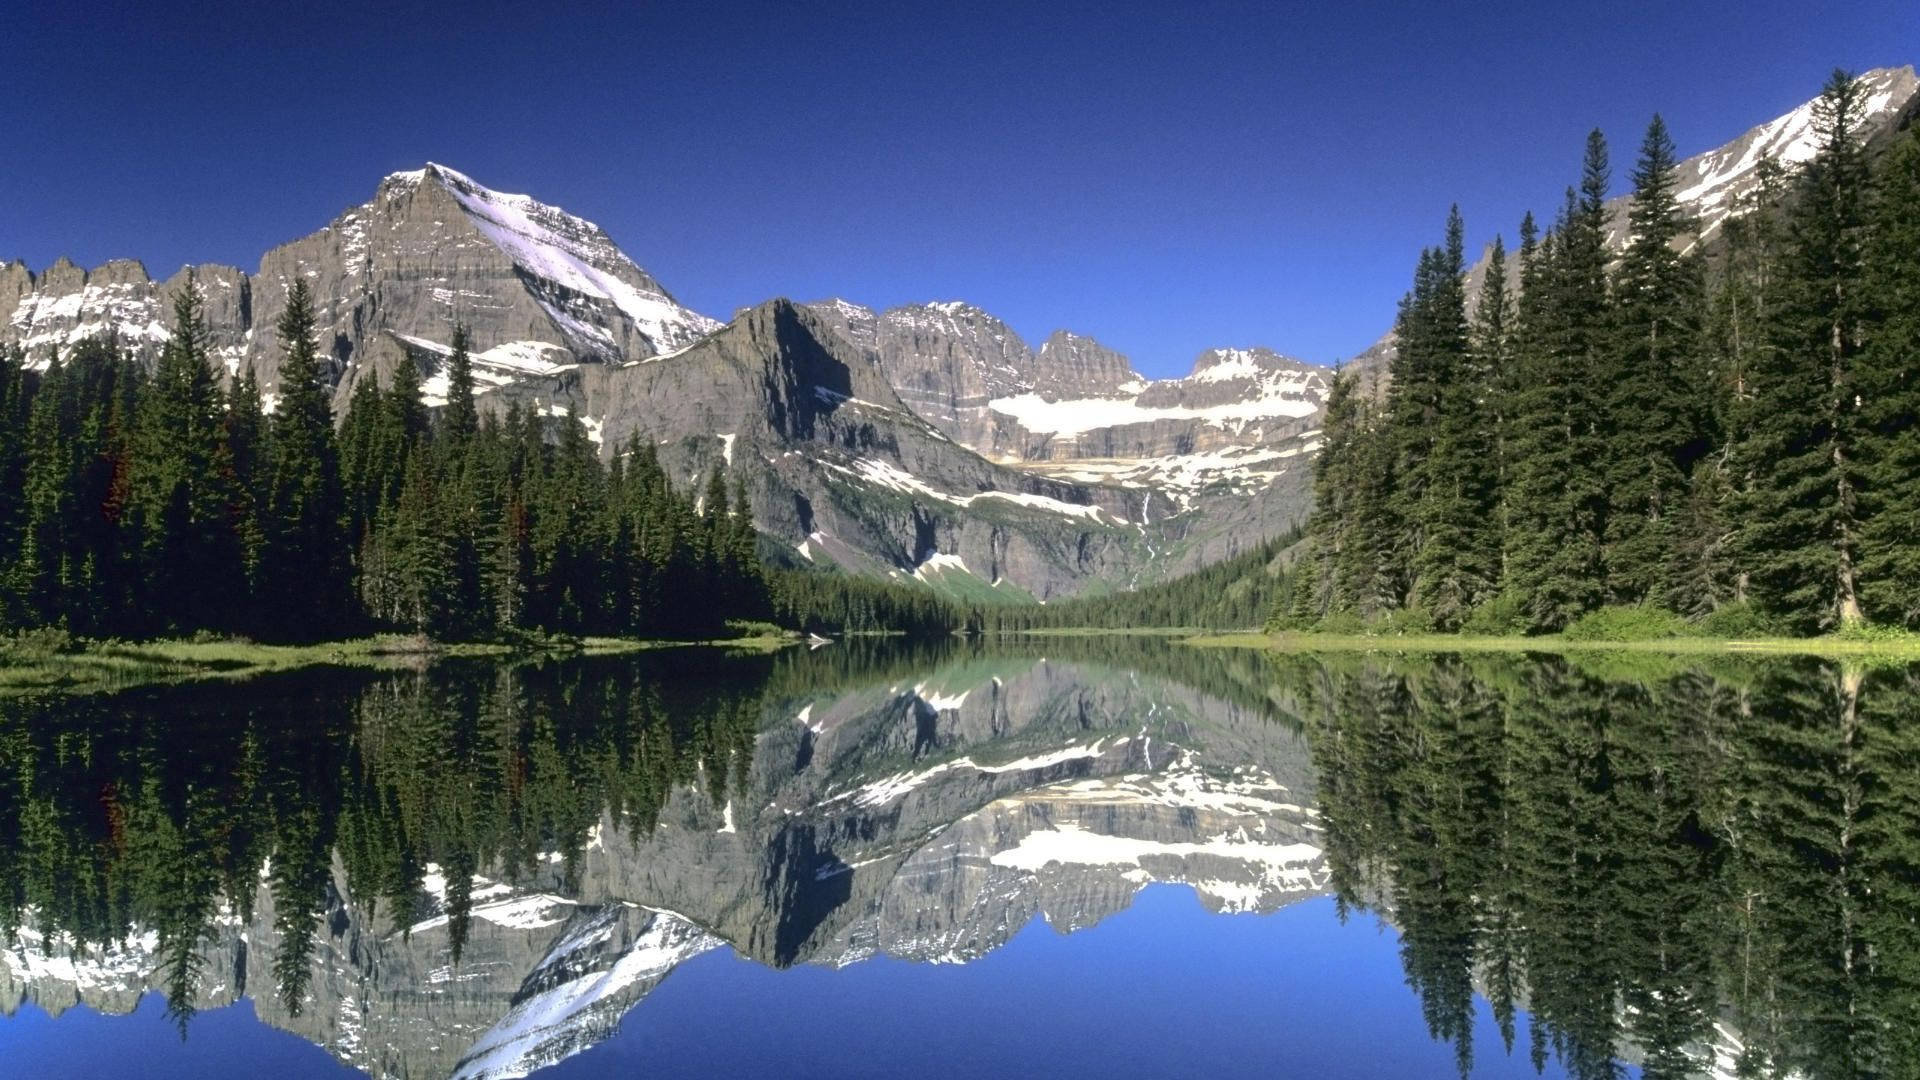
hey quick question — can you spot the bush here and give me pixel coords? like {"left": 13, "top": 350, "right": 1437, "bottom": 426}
{"left": 1833, "top": 621, "right": 1920, "bottom": 645}
{"left": 1562, "top": 605, "right": 1688, "bottom": 642}
{"left": 0, "top": 626, "right": 77, "bottom": 661}
{"left": 1461, "top": 592, "right": 1528, "bottom": 637}
{"left": 1692, "top": 602, "right": 1788, "bottom": 639}
{"left": 1375, "top": 605, "right": 1436, "bottom": 636}
{"left": 1312, "top": 611, "right": 1367, "bottom": 635}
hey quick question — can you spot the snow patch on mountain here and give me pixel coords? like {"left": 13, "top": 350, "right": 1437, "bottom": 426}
{"left": 824, "top": 458, "right": 1121, "bottom": 524}
{"left": 401, "top": 163, "right": 720, "bottom": 355}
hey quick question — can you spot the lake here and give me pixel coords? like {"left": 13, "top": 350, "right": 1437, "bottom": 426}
{"left": 0, "top": 638, "right": 1912, "bottom": 1078}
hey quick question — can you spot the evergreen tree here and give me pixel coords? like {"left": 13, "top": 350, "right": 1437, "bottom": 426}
{"left": 441, "top": 324, "right": 479, "bottom": 444}
{"left": 1505, "top": 131, "right": 1613, "bottom": 630}
{"left": 1406, "top": 208, "right": 1500, "bottom": 627}
{"left": 1732, "top": 70, "right": 1874, "bottom": 631}
{"left": 262, "top": 279, "right": 350, "bottom": 639}
{"left": 1607, "top": 114, "right": 1707, "bottom": 605}
{"left": 1855, "top": 125, "right": 1920, "bottom": 626}
{"left": 127, "top": 284, "right": 246, "bottom": 633}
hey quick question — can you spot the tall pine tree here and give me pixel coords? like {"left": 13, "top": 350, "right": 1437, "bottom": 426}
{"left": 1733, "top": 70, "right": 1873, "bottom": 631}
{"left": 262, "top": 279, "right": 350, "bottom": 638}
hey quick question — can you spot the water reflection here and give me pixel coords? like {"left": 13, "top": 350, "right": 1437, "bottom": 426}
{"left": 0, "top": 639, "right": 1319, "bottom": 1078}
{"left": 1273, "top": 652, "right": 1920, "bottom": 1079}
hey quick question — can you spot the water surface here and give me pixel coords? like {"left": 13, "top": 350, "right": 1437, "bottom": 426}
{"left": 1, "top": 639, "right": 1911, "bottom": 1078}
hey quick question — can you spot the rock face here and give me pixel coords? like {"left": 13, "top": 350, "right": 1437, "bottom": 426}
{"left": 802, "top": 300, "right": 1328, "bottom": 572}
{"left": 479, "top": 298, "right": 1177, "bottom": 598}
{"left": 2, "top": 163, "right": 717, "bottom": 404}
{"left": 0, "top": 651, "right": 1326, "bottom": 1080}
{"left": 2, "top": 166, "right": 1296, "bottom": 597}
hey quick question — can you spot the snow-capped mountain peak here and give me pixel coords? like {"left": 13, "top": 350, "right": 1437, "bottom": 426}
{"left": 398, "top": 162, "right": 721, "bottom": 355}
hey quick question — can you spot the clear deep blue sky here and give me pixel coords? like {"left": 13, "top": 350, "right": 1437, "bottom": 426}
{"left": 5, "top": 0, "right": 1915, "bottom": 376}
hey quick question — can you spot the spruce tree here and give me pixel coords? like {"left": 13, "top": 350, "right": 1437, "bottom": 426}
{"left": 1407, "top": 208, "right": 1499, "bottom": 628}
{"left": 1855, "top": 126, "right": 1920, "bottom": 626}
{"left": 262, "top": 279, "right": 350, "bottom": 638}
{"left": 1505, "top": 132, "right": 1613, "bottom": 630}
{"left": 442, "top": 324, "right": 479, "bottom": 444}
{"left": 1607, "top": 114, "right": 1707, "bottom": 606}
{"left": 128, "top": 284, "right": 244, "bottom": 633}
{"left": 1733, "top": 70, "right": 1873, "bottom": 631}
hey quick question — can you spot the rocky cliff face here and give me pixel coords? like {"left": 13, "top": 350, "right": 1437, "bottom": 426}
{"left": 2, "top": 163, "right": 717, "bottom": 404}
{"left": 802, "top": 300, "right": 1327, "bottom": 568}
{"left": 0, "top": 653, "right": 1326, "bottom": 1079}
{"left": 2, "top": 165, "right": 1293, "bottom": 597}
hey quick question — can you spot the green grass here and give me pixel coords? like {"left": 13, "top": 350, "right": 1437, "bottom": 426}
{"left": 1184, "top": 629, "right": 1920, "bottom": 658}
{"left": 0, "top": 629, "right": 801, "bottom": 696}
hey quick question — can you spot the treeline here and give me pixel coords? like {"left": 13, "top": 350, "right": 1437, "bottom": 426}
{"left": 1286, "top": 71, "right": 1920, "bottom": 635}
{"left": 980, "top": 535, "right": 1293, "bottom": 631}
{"left": 1282, "top": 652, "right": 1920, "bottom": 1077}
{"left": 0, "top": 280, "right": 906, "bottom": 641}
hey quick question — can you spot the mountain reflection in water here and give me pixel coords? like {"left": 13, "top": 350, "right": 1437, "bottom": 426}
{"left": 0, "top": 643, "right": 1912, "bottom": 1079}
{"left": 0, "top": 639, "right": 1326, "bottom": 1079}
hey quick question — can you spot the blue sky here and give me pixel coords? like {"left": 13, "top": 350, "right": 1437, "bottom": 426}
{"left": 5, "top": 0, "right": 1914, "bottom": 377}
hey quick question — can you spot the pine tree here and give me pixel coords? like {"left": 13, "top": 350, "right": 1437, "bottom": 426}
{"left": 1505, "top": 131, "right": 1613, "bottom": 630}
{"left": 1286, "top": 368, "right": 1362, "bottom": 624}
{"left": 1406, "top": 208, "right": 1499, "bottom": 628}
{"left": 220, "top": 370, "right": 269, "bottom": 624}
{"left": 127, "top": 283, "right": 245, "bottom": 633}
{"left": 442, "top": 324, "right": 479, "bottom": 444}
{"left": 1855, "top": 125, "right": 1920, "bottom": 626}
{"left": 1733, "top": 70, "right": 1874, "bottom": 631}
{"left": 1607, "top": 114, "right": 1707, "bottom": 606}
{"left": 262, "top": 279, "right": 350, "bottom": 638}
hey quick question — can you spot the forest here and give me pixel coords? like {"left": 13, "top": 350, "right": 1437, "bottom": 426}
{"left": 0, "top": 281, "right": 968, "bottom": 643}
{"left": 1284, "top": 71, "right": 1920, "bottom": 636}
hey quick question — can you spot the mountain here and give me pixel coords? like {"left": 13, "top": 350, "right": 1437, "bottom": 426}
{"left": 2, "top": 166, "right": 1318, "bottom": 599}
{"left": 2, "top": 163, "right": 719, "bottom": 414}
{"left": 805, "top": 300, "right": 1326, "bottom": 505}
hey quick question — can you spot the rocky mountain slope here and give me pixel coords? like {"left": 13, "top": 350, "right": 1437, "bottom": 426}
{"left": 0, "top": 652, "right": 1325, "bottom": 1079}
{"left": 2, "top": 165, "right": 1312, "bottom": 598}
{"left": 805, "top": 300, "right": 1327, "bottom": 512}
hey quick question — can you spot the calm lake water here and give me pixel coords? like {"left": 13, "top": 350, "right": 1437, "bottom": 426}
{"left": 0, "top": 638, "right": 1913, "bottom": 1078}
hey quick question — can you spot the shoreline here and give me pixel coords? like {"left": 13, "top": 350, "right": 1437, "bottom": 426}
{"left": 0, "top": 631, "right": 802, "bottom": 696}
{"left": 1183, "top": 630, "right": 1920, "bottom": 658}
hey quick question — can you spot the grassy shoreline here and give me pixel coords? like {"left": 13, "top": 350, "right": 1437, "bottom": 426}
{"left": 0, "top": 631, "right": 802, "bottom": 696}
{"left": 1184, "top": 630, "right": 1920, "bottom": 658}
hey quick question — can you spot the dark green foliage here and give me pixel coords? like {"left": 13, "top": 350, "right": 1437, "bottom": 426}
{"left": 1405, "top": 209, "right": 1500, "bottom": 627}
{"left": 127, "top": 285, "right": 249, "bottom": 634}
{"left": 1732, "top": 70, "right": 1874, "bottom": 632}
{"left": 0, "top": 311, "right": 806, "bottom": 641}
{"left": 981, "top": 534, "right": 1291, "bottom": 632}
{"left": 440, "top": 325, "right": 479, "bottom": 444}
{"left": 1606, "top": 114, "right": 1708, "bottom": 604}
{"left": 1506, "top": 134, "right": 1613, "bottom": 630}
{"left": 1856, "top": 125, "right": 1920, "bottom": 626}
{"left": 261, "top": 280, "right": 350, "bottom": 639}
{"left": 1279, "top": 70, "right": 1920, "bottom": 638}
